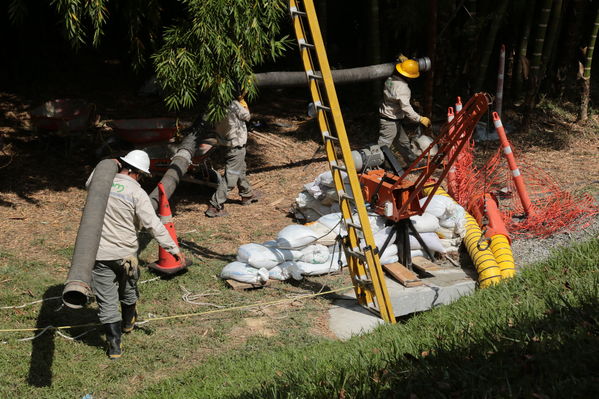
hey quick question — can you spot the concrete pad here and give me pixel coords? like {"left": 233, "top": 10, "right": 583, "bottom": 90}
{"left": 328, "top": 266, "right": 477, "bottom": 339}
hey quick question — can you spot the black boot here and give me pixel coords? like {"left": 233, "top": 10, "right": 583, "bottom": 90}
{"left": 103, "top": 322, "right": 122, "bottom": 360}
{"left": 121, "top": 303, "right": 137, "bottom": 333}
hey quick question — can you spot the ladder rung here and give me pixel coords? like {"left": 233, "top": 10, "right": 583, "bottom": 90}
{"left": 340, "top": 192, "right": 355, "bottom": 202}
{"left": 306, "top": 70, "right": 323, "bottom": 80}
{"left": 314, "top": 101, "right": 331, "bottom": 111}
{"left": 298, "top": 39, "right": 315, "bottom": 49}
{"left": 322, "top": 132, "right": 339, "bottom": 142}
{"left": 330, "top": 163, "right": 347, "bottom": 173}
{"left": 289, "top": 6, "right": 306, "bottom": 17}
{"left": 346, "top": 221, "right": 363, "bottom": 231}
{"left": 346, "top": 249, "right": 366, "bottom": 261}
{"left": 353, "top": 274, "right": 373, "bottom": 290}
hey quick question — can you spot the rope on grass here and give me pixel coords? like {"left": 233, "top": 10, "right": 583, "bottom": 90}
{"left": 180, "top": 286, "right": 224, "bottom": 308}
{"left": 0, "top": 286, "right": 355, "bottom": 339}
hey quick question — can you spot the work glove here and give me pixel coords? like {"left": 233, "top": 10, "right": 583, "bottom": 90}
{"left": 122, "top": 255, "right": 140, "bottom": 280}
{"left": 419, "top": 116, "right": 432, "bottom": 128}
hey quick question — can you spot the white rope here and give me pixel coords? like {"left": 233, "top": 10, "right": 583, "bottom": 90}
{"left": 15, "top": 325, "right": 96, "bottom": 342}
{"left": 180, "top": 286, "right": 224, "bottom": 308}
{"left": 1, "top": 296, "right": 61, "bottom": 310}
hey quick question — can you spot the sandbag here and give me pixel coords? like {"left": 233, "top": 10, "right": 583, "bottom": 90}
{"left": 277, "top": 224, "right": 320, "bottom": 249}
{"left": 277, "top": 261, "right": 305, "bottom": 280}
{"left": 293, "top": 258, "right": 342, "bottom": 276}
{"left": 416, "top": 232, "right": 446, "bottom": 254}
{"left": 299, "top": 244, "right": 330, "bottom": 264}
{"left": 306, "top": 222, "right": 338, "bottom": 246}
{"left": 410, "top": 213, "right": 440, "bottom": 233}
{"left": 420, "top": 195, "right": 455, "bottom": 219}
{"left": 220, "top": 262, "right": 269, "bottom": 284}
{"left": 237, "top": 243, "right": 300, "bottom": 269}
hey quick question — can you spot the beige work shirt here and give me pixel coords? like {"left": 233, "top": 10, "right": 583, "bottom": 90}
{"left": 378, "top": 75, "right": 421, "bottom": 123}
{"left": 214, "top": 100, "right": 251, "bottom": 147}
{"left": 86, "top": 173, "right": 180, "bottom": 261}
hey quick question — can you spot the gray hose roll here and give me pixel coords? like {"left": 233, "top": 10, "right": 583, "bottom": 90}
{"left": 149, "top": 133, "right": 197, "bottom": 210}
{"left": 62, "top": 159, "right": 118, "bottom": 309}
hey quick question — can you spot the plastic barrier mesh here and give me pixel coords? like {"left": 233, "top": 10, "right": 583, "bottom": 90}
{"left": 450, "top": 141, "right": 598, "bottom": 238}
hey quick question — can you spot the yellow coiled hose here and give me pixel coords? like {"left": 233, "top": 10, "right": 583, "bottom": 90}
{"left": 424, "top": 186, "right": 501, "bottom": 287}
{"left": 489, "top": 234, "right": 516, "bottom": 279}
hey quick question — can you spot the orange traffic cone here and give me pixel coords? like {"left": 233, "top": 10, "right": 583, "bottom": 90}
{"left": 148, "top": 183, "right": 191, "bottom": 275}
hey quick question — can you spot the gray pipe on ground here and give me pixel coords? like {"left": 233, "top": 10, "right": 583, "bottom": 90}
{"left": 62, "top": 159, "right": 118, "bottom": 309}
{"left": 254, "top": 62, "right": 394, "bottom": 87}
{"left": 149, "top": 132, "right": 197, "bottom": 210}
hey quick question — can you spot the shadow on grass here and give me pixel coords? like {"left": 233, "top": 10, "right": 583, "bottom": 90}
{"left": 27, "top": 285, "right": 102, "bottom": 387}
{"left": 235, "top": 296, "right": 599, "bottom": 398}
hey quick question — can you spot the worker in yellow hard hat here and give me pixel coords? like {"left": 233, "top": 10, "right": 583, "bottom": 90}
{"left": 378, "top": 57, "right": 432, "bottom": 165}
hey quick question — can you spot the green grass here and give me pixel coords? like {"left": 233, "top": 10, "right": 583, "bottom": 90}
{"left": 133, "top": 238, "right": 599, "bottom": 399}
{"left": 2, "top": 239, "right": 598, "bottom": 398}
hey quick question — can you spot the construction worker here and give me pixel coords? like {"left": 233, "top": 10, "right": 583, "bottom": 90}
{"left": 88, "top": 150, "right": 183, "bottom": 359}
{"left": 378, "top": 57, "right": 432, "bottom": 164}
{"left": 205, "top": 95, "right": 259, "bottom": 217}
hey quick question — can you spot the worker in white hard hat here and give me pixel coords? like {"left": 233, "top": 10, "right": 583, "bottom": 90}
{"left": 378, "top": 57, "right": 432, "bottom": 165}
{"left": 205, "top": 94, "right": 259, "bottom": 217}
{"left": 86, "top": 150, "right": 183, "bottom": 359}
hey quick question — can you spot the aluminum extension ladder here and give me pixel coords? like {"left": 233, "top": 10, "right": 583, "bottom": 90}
{"left": 289, "top": 0, "right": 395, "bottom": 323}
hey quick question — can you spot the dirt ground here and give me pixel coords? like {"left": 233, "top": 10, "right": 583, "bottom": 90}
{"left": 0, "top": 89, "right": 597, "bottom": 279}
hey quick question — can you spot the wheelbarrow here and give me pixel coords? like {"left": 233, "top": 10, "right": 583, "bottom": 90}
{"left": 103, "top": 117, "right": 220, "bottom": 188}
{"left": 30, "top": 99, "right": 96, "bottom": 132}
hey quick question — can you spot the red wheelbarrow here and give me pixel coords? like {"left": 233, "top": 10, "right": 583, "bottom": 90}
{"left": 103, "top": 117, "right": 220, "bottom": 188}
{"left": 30, "top": 99, "right": 96, "bottom": 132}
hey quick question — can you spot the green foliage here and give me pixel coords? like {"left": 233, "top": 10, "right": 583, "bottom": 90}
{"left": 152, "top": 0, "right": 291, "bottom": 120}
{"left": 51, "top": 0, "right": 109, "bottom": 47}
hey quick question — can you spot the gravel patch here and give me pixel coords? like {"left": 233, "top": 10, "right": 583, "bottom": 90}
{"left": 511, "top": 213, "right": 599, "bottom": 268}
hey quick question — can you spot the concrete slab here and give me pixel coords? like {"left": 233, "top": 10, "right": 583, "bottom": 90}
{"left": 328, "top": 266, "right": 477, "bottom": 339}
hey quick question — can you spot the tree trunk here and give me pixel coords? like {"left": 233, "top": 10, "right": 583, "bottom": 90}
{"left": 424, "top": 0, "right": 437, "bottom": 118}
{"left": 473, "top": 0, "right": 509, "bottom": 92}
{"left": 513, "top": 0, "right": 536, "bottom": 104}
{"left": 540, "top": 0, "right": 564, "bottom": 83}
{"left": 580, "top": 5, "right": 599, "bottom": 121}
{"left": 254, "top": 63, "right": 395, "bottom": 87}
{"left": 557, "top": 0, "right": 586, "bottom": 99}
{"left": 527, "top": 0, "right": 553, "bottom": 112}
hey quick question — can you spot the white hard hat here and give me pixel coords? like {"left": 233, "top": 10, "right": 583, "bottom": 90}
{"left": 120, "top": 150, "right": 151, "bottom": 175}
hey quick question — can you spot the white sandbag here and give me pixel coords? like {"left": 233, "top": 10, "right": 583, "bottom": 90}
{"left": 410, "top": 134, "right": 438, "bottom": 156}
{"left": 380, "top": 254, "right": 398, "bottom": 265}
{"left": 440, "top": 237, "right": 462, "bottom": 248}
{"left": 306, "top": 222, "right": 338, "bottom": 246}
{"left": 268, "top": 266, "right": 289, "bottom": 281}
{"left": 351, "top": 212, "right": 387, "bottom": 234}
{"left": 316, "top": 170, "right": 348, "bottom": 187}
{"left": 237, "top": 243, "right": 300, "bottom": 269}
{"left": 411, "top": 250, "right": 424, "bottom": 258}
{"left": 278, "top": 261, "right": 304, "bottom": 280}
{"left": 417, "top": 232, "right": 446, "bottom": 254}
{"left": 294, "top": 258, "right": 341, "bottom": 276}
{"left": 435, "top": 226, "right": 456, "bottom": 239}
{"left": 220, "top": 262, "right": 269, "bottom": 284}
{"left": 419, "top": 195, "right": 455, "bottom": 219}
{"left": 277, "top": 225, "right": 320, "bottom": 249}
{"left": 299, "top": 244, "right": 330, "bottom": 264}
{"left": 316, "top": 212, "right": 346, "bottom": 235}
{"left": 410, "top": 213, "right": 440, "bottom": 233}
{"left": 262, "top": 240, "right": 278, "bottom": 247}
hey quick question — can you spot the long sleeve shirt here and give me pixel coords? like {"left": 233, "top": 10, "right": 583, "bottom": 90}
{"left": 86, "top": 173, "right": 180, "bottom": 261}
{"left": 214, "top": 100, "right": 251, "bottom": 148}
{"left": 378, "top": 75, "right": 421, "bottom": 123}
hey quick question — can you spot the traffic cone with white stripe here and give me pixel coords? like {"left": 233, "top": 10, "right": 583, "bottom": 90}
{"left": 148, "top": 183, "right": 191, "bottom": 274}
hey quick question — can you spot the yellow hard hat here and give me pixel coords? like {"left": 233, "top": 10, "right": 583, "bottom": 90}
{"left": 396, "top": 59, "right": 420, "bottom": 78}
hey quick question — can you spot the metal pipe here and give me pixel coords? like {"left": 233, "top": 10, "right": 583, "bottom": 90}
{"left": 62, "top": 159, "right": 118, "bottom": 309}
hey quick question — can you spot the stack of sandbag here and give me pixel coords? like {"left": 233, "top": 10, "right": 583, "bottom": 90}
{"left": 292, "top": 171, "right": 352, "bottom": 222}
{"left": 415, "top": 194, "right": 466, "bottom": 253}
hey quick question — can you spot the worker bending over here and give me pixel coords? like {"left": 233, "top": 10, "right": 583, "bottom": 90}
{"left": 88, "top": 150, "right": 182, "bottom": 359}
{"left": 205, "top": 95, "right": 259, "bottom": 217}
{"left": 378, "top": 57, "right": 431, "bottom": 164}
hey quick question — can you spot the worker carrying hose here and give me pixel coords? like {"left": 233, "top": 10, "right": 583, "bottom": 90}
{"left": 205, "top": 93, "right": 260, "bottom": 217}
{"left": 378, "top": 56, "right": 432, "bottom": 165}
{"left": 87, "top": 150, "right": 183, "bottom": 359}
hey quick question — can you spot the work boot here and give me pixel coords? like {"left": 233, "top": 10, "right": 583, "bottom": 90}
{"left": 103, "top": 322, "right": 122, "bottom": 360}
{"left": 205, "top": 205, "right": 228, "bottom": 218}
{"left": 121, "top": 303, "right": 137, "bottom": 333}
{"left": 241, "top": 190, "right": 261, "bottom": 206}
